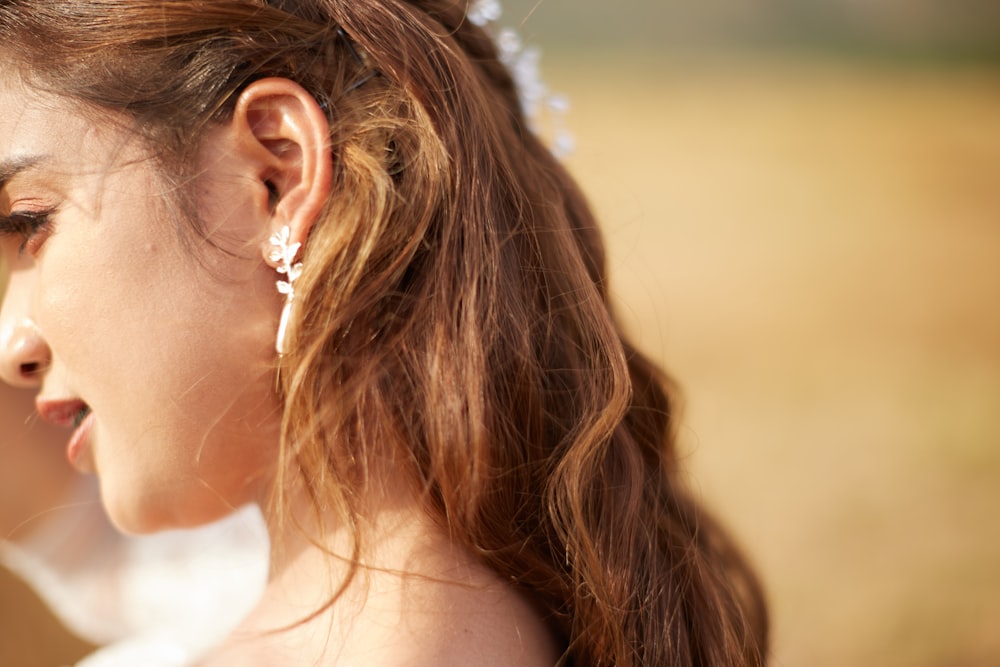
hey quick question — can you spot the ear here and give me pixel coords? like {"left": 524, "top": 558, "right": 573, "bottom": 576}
{"left": 228, "top": 78, "right": 332, "bottom": 265}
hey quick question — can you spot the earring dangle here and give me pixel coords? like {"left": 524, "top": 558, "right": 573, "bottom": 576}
{"left": 269, "top": 226, "right": 303, "bottom": 354}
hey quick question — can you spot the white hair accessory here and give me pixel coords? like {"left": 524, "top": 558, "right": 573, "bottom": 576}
{"left": 468, "top": 0, "right": 574, "bottom": 157}
{"left": 467, "top": 0, "right": 502, "bottom": 25}
{"left": 268, "top": 225, "right": 303, "bottom": 355}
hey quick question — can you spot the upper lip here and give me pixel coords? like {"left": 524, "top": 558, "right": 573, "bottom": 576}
{"left": 35, "top": 397, "right": 89, "bottom": 429}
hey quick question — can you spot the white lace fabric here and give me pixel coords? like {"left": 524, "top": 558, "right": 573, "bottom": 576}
{"left": 0, "top": 477, "right": 269, "bottom": 667}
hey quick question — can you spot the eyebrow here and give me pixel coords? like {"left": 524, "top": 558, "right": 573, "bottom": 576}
{"left": 0, "top": 155, "right": 51, "bottom": 189}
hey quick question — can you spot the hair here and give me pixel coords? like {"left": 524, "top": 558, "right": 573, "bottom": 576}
{"left": 0, "top": 1, "right": 768, "bottom": 664}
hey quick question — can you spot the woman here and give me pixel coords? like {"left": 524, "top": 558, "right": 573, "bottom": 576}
{"left": 0, "top": 1, "right": 768, "bottom": 665}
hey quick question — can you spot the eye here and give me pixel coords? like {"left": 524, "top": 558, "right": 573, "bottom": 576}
{"left": 0, "top": 209, "right": 56, "bottom": 256}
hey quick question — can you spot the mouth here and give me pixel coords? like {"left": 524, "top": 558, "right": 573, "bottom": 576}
{"left": 36, "top": 397, "right": 96, "bottom": 473}
{"left": 36, "top": 397, "right": 90, "bottom": 428}
{"left": 72, "top": 404, "right": 92, "bottom": 429}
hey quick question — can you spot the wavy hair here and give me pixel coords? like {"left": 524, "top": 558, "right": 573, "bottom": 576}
{"left": 0, "top": 1, "right": 768, "bottom": 664}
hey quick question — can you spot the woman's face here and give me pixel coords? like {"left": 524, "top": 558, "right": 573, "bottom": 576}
{"left": 0, "top": 74, "right": 282, "bottom": 533}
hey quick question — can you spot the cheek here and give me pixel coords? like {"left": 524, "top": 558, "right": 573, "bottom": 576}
{"left": 39, "top": 231, "right": 164, "bottom": 370}
{"left": 37, "top": 178, "right": 280, "bottom": 491}
{"left": 68, "top": 241, "right": 279, "bottom": 437}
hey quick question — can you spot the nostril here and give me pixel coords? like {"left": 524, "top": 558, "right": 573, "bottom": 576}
{"left": 20, "top": 361, "right": 43, "bottom": 377}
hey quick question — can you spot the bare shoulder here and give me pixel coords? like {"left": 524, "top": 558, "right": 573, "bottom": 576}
{"left": 412, "top": 589, "right": 560, "bottom": 666}
{"left": 343, "top": 570, "right": 562, "bottom": 667}
{"left": 199, "top": 572, "right": 560, "bottom": 667}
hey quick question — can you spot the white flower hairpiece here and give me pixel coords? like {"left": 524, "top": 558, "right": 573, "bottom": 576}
{"left": 468, "top": 0, "right": 574, "bottom": 158}
{"left": 467, "top": 0, "right": 502, "bottom": 26}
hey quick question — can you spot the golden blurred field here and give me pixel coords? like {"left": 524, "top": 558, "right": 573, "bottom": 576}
{"left": 555, "top": 54, "right": 1000, "bottom": 666}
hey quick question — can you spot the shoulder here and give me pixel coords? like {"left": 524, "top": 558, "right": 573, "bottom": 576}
{"left": 201, "top": 612, "right": 558, "bottom": 667}
{"left": 342, "top": 573, "right": 561, "bottom": 667}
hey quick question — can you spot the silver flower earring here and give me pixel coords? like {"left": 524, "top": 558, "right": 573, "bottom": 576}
{"left": 268, "top": 225, "right": 303, "bottom": 354}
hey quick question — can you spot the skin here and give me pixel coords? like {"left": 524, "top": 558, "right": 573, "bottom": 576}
{"left": 0, "top": 72, "right": 559, "bottom": 665}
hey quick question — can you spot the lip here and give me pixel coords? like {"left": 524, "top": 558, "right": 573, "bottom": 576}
{"left": 36, "top": 397, "right": 88, "bottom": 428}
{"left": 66, "top": 410, "right": 95, "bottom": 472}
{"left": 36, "top": 397, "right": 95, "bottom": 472}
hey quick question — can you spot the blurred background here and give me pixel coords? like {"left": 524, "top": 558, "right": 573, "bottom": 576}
{"left": 505, "top": 0, "right": 999, "bottom": 665}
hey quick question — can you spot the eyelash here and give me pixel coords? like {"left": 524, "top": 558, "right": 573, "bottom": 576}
{"left": 0, "top": 209, "right": 55, "bottom": 255}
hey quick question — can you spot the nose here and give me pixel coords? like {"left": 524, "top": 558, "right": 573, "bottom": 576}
{"left": 1, "top": 262, "right": 50, "bottom": 387}
{"left": 0, "top": 316, "right": 50, "bottom": 387}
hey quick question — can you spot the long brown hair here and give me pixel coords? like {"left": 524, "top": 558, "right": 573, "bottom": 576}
{"left": 0, "top": 1, "right": 768, "bottom": 664}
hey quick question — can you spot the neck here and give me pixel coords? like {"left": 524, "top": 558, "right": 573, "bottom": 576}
{"left": 205, "top": 469, "right": 560, "bottom": 666}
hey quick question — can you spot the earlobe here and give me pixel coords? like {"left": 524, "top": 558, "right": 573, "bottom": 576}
{"left": 230, "top": 77, "right": 333, "bottom": 263}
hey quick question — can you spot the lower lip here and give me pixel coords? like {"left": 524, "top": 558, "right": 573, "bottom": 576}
{"left": 66, "top": 411, "right": 96, "bottom": 472}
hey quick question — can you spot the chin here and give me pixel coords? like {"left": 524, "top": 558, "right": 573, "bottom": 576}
{"left": 99, "top": 479, "right": 227, "bottom": 536}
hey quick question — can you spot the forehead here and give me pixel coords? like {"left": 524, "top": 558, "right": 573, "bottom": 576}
{"left": 0, "top": 73, "right": 140, "bottom": 180}
{"left": 0, "top": 73, "right": 76, "bottom": 154}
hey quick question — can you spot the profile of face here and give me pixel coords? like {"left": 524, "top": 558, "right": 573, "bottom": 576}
{"left": 0, "top": 72, "right": 318, "bottom": 533}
